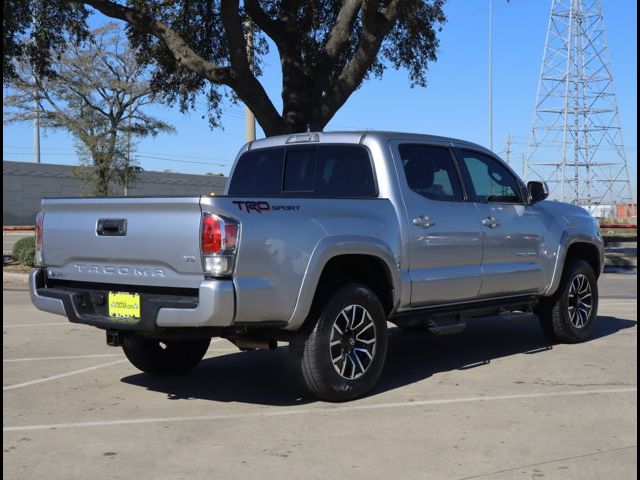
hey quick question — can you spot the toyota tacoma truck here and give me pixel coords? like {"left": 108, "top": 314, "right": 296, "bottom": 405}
{"left": 30, "top": 131, "right": 604, "bottom": 401}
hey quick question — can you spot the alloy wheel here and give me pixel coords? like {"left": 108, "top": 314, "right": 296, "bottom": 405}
{"left": 329, "top": 304, "right": 377, "bottom": 380}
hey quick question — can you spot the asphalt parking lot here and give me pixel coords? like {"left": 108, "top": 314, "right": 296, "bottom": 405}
{"left": 3, "top": 273, "right": 637, "bottom": 480}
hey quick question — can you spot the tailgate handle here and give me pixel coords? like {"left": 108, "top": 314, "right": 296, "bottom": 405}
{"left": 96, "top": 219, "right": 127, "bottom": 236}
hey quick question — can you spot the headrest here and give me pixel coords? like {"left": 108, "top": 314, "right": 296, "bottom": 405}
{"left": 404, "top": 159, "right": 435, "bottom": 190}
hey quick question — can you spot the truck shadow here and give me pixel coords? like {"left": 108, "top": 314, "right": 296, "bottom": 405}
{"left": 120, "top": 315, "right": 635, "bottom": 406}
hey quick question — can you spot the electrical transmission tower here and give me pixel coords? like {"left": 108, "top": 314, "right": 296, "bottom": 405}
{"left": 526, "top": 0, "right": 633, "bottom": 206}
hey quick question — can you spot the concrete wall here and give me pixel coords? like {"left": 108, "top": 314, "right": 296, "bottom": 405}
{"left": 3, "top": 161, "right": 228, "bottom": 226}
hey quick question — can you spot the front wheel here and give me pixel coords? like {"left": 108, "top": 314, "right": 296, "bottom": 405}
{"left": 299, "top": 283, "right": 388, "bottom": 402}
{"left": 122, "top": 336, "right": 211, "bottom": 375}
{"left": 538, "top": 258, "right": 599, "bottom": 343}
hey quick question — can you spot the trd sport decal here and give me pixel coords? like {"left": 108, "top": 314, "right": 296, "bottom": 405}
{"left": 232, "top": 201, "right": 300, "bottom": 214}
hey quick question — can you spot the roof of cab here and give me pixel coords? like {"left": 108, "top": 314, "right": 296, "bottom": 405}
{"left": 246, "top": 130, "right": 494, "bottom": 156}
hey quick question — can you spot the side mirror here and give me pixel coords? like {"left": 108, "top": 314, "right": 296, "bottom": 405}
{"left": 527, "top": 181, "right": 549, "bottom": 204}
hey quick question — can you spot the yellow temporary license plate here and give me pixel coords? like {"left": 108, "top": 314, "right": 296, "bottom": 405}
{"left": 108, "top": 292, "right": 141, "bottom": 320}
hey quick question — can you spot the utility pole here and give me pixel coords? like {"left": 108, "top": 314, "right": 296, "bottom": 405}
{"left": 32, "top": 11, "right": 41, "bottom": 164}
{"left": 33, "top": 94, "right": 41, "bottom": 163}
{"left": 124, "top": 105, "right": 132, "bottom": 196}
{"left": 244, "top": 20, "right": 256, "bottom": 142}
{"left": 488, "top": 0, "right": 493, "bottom": 151}
{"left": 505, "top": 133, "right": 512, "bottom": 166}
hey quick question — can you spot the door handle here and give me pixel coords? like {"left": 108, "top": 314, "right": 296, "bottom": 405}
{"left": 482, "top": 216, "right": 500, "bottom": 228}
{"left": 96, "top": 218, "right": 127, "bottom": 236}
{"left": 413, "top": 215, "right": 436, "bottom": 228}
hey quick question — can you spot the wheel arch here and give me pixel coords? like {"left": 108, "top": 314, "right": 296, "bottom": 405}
{"left": 286, "top": 236, "right": 400, "bottom": 331}
{"left": 545, "top": 235, "right": 604, "bottom": 297}
{"left": 566, "top": 242, "right": 602, "bottom": 279}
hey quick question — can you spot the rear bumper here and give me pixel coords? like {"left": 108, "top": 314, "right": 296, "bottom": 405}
{"left": 29, "top": 269, "right": 235, "bottom": 332}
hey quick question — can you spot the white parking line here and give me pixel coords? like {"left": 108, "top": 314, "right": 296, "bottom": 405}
{"left": 3, "top": 359, "right": 128, "bottom": 391}
{"left": 3, "top": 322, "right": 72, "bottom": 328}
{"left": 3, "top": 387, "right": 636, "bottom": 433}
{"left": 3, "top": 354, "right": 122, "bottom": 363}
{"left": 1, "top": 338, "right": 229, "bottom": 363}
{"left": 2, "top": 338, "right": 230, "bottom": 388}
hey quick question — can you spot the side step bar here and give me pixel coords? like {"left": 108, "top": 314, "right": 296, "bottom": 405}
{"left": 427, "top": 315, "right": 466, "bottom": 336}
{"left": 390, "top": 295, "right": 539, "bottom": 334}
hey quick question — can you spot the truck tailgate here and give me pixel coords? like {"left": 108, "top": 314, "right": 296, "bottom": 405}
{"left": 41, "top": 197, "right": 205, "bottom": 289}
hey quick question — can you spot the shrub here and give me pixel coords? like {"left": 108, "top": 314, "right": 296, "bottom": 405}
{"left": 12, "top": 236, "right": 36, "bottom": 266}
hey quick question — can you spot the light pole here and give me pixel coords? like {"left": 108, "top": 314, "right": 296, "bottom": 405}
{"left": 244, "top": 20, "right": 256, "bottom": 142}
{"left": 33, "top": 94, "right": 41, "bottom": 163}
{"left": 488, "top": 0, "right": 493, "bottom": 152}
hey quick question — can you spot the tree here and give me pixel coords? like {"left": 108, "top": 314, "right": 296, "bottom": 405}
{"left": 4, "top": 1, "right": 446, "bottom": 136}
{"left": 4, "top": 23, "right": 174, "bottom": 195}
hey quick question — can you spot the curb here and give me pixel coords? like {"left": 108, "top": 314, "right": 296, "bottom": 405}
{"left": 3, "top": 226, "right": 35, "bottom": 232}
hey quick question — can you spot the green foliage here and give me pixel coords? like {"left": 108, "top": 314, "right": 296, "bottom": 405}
{"left": 3, "top": 0, "right": 89, "bottom": 81}
{"left": 12, "top": 236, "right": 36, "bottom": 266}
{"left": 3, "top": 1, "right": 447, "bottom": 135}
{"left": 127, "top": 0, "right": 446, "bottom": 130}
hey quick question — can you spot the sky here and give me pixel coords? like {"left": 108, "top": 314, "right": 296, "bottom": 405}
{"left": 3, "top": 0, "right": 637, "bottom": 198}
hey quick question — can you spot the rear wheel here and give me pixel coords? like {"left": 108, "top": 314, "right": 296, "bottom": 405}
{"left": 122, "top": 336, "right": 211, "bottom": 375}
{"left": 538, "top": 258, "right": 598, "bottom": 343}
{"left": 299, "top": 283, "right": 388, "bottom": 402}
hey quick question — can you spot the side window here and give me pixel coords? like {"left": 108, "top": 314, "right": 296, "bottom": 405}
{"left": 461, "top": 151, "right": 522, "bottom": 204}
{"left": 315, "top": 146, "right": 376, "bottom": 197}
{"left": 398, "top": 144, "right": 464, "bottom": 201}
{"left": 227, "top": 147, "right": 284, "bottom": 196}
{"left": 284, "top": 148, "right": 316, "bottom": 192}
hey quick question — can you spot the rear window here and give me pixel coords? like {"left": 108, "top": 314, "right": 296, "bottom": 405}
{"left": 227, "top": 148, "right": 284, "bottom": 196}
{"left": 228, "top": 145, "right": 376, "bottom": 197}
{"left": 284, "top": 148, "right": 316, "bottom": 192}
{"left": 313, "top": 146, "right": 376, "bottom": 197}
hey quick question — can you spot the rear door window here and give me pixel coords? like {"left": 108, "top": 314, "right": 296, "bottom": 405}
{"left": 398, "top": 144, "right": 464, "bottom": 201}
{"left": 227, "top": 147, "right": 284, "bottom": 195}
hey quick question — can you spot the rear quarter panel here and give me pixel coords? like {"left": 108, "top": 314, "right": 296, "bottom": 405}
{"left": 201, "top": 196, "right": 401, "bottom": 326}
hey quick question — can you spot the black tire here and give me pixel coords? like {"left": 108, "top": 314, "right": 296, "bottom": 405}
{"left": 122, "top": 336, "right": 211, "bottom": 375}
{"left": 300, "top": 283, "right": 388, "bottom": 402}
{"left": 538, "top": 258, "right": 599, "bottom": 343}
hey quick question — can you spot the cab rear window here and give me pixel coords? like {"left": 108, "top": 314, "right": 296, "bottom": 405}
{"left": 227, "top": 145, "right": 377, "bottom": 197}
{"left": 227, "top": 148, "right": 284, "bottom": 196}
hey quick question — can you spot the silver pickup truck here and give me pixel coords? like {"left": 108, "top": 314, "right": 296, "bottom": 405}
{"left": 30, "top": 131, "right": 604, "bottom": 401}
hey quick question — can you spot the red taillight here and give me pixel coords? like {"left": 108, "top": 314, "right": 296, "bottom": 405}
{"left": 35, "top": 210, "right": 45, "bottom": 266}
{"left": 201, "top": 214, "right": 222, "bottom": 254}
{"left": 224, "top": 224, "right": 238, "bottom": 250}
{"left": 201, "top": 214, "right": 239, "bottom": 277}
{"left": 35, "top": 210, "right": 44, "bottom": 247}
